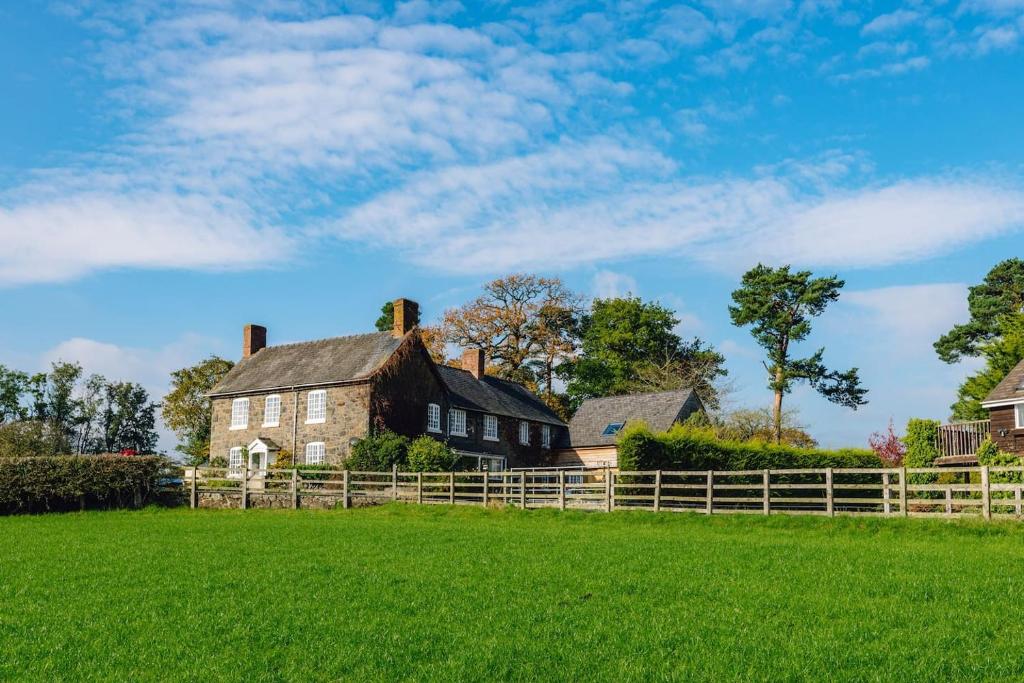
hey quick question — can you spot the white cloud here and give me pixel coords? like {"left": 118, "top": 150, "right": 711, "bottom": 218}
{"left": 839, "top": 283, "right": 969, "bottom": 352}
{"left": 332, "top": 139, "right": 1024, "bottom": 275}
{"left": 592, "top": 270, "right": 639, "bottom": 299}
{"left": 976, "top": 25, "right": 1019, "bottom": 53}
{"left": 0, "top": 192, "right": 290, "bottom": 285}
{"left": 861, "top": 10, "right": 922, "bottom": 36}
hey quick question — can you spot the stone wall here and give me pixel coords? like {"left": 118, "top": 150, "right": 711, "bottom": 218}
{"left": 209, "top": 383, "right": 372, "bottom": 466}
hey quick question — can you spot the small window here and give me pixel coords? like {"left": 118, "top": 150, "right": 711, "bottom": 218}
{"left": 427, "top": 403, "right": 441, "bottom": 433}
{"left": 449, "top": 409, "right": 467, "bottom": 437}
{"left": 230, "top": 398, "right": 249, "bottom": 430}
{"left": 542, "top": 424, "right": 551, "bottom": 448}
{"left": 305, "top": 442, "right": 325, "bottom": 465}
{"left": 483, "top": 414, "right": 499, "bottom": 441}
{"left": 263, "top": 395, "right": 281, "bottom": 427}
{"left": 1016, "top": 403, "right": 1024, "bottom": 429}
{"left": 228, "top": 447, "right": 243, "bottom": 469}
{"left": 602, "top": 422, "right": 625, "bottom": 436}
{"left": 519, "top": 421, "right": 530, "bottom": 445}
{"left": 306, "top": 390, "right": 327, "bottom": 424}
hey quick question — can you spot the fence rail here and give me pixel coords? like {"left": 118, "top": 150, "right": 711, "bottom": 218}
{"left": 184, "top": 465, "right": 1024, "bottom": 519}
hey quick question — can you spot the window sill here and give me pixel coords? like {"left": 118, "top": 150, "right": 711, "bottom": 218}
{"left": 305, "top": 418, "right": 326, "bottom": 425}
{"left": 451, "top": 431, "right": 468, "bottom": 438}
{"left": 483, "top": 436, "right": 499, "bottom": 442}
{"left": 427, "top": 427, "right": 441, "bottom": 434}
{"left": 229, "top": 425, "right": 247, "bottom": 431}
{"left": 262, "top": 422, "right": 280, "bottom": 428}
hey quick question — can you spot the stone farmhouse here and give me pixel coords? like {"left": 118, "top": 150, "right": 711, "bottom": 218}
{"left": 208, "top": 299, "right": 569, "bottom": 473}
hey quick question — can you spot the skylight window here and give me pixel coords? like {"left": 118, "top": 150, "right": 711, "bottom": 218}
{"left": 602, "top": 422, "right": 625, "bottom": 436}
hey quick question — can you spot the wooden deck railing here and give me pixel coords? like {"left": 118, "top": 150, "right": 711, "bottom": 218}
{"left": 937, "top": 420, "right": 991, "bottom": 457}
{"left": 184, "top": 465, "right": 1024, "bottom": 520}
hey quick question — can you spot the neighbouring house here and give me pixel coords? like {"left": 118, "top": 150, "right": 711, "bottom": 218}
{"left": 982, "top": 357, "right": 1024, "bottom": 455}
{"left": 937, "top": 357, "right": 1024, "bottom": 462}
{"left": 207, "top": 298, "right": 568, "bottom": 474}
{"left": 553, "top": 389, "right": 704, "bottom": 469}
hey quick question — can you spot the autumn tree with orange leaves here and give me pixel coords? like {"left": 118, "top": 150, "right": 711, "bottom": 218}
{"left": 440, "top": 274, "right": 583, "bottom": 397}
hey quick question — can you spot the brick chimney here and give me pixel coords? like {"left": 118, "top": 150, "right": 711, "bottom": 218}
{"left": 462, "top": 348, "right": 485, "bottom": 380}
{"left": 243, "top": 324, "right": 267, "bottom": 358}
{"left": 392, "top": 298, "right": 419, "bottom": 338}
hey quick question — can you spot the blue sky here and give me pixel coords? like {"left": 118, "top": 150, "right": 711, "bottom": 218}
{"left": 2, "top": 0, "right": 1024, "bottom": 451}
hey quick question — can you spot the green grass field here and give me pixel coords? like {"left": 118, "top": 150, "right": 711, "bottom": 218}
{"left": 2, "top": 506, "right": 1024, "bottom": 682}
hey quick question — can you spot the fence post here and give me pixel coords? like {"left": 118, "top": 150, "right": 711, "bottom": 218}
{"left": 945, "top": 486, "right": 953, "bottom": 515}
{"left": 982, "top": 465, "right": 991, "bottom": 520}
{"left": 762, "top": 469, "right": 770, "bottom": 515}
{"left": 483, "top": 471, "right": 489, "bottom": 507}
{"left": 190, "top": 467, "right": 197, "bottom": 509}
{"left": 558, "top": 470, "right": 566, "bottom": 511}
{"left": 610, "top": 471, "right": 616, "bottom": 512}
{"left": 291, "top": 469, "right": 298, "bottom": 509}
{"left": 449, "top": 471, "right": 455, "bottom": 505}
{"left": 342, "top": 469, "right": 349, "bottom": 509}
{"left": 654, "top": 470, "right": 661, "bottom": 512}
{"left": 882, "top": 472, "right": 891, "bottom": 515}
{"left": 825, "top": 468, "right": 834, "bottom": 517}
{"left": 392, "top": 464, "right": 399, "bottom": 502}
{"left": 241, "top": 465, "right": 248, "bottom": 510}
{"left": 520, "top": 472, "right": 527, "bottom": 509}
{"left": 899, "top": 467, "right": 908, "bottom": 517}
{"left": 417, "top": 472, "right": 423, "bottom": 505}
{"left": 706, "top": 470, "right": 714, "bottom": 515}
{"left": 604, "top": 467, "right": 612, "bottom": 513}
{"left": 1015, "top": 487, "right": 1021, "bottom": 517}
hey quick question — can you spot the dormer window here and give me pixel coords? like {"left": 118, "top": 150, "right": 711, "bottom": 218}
{"left": 230, "top": 398, "right": 249, "bottom": 430}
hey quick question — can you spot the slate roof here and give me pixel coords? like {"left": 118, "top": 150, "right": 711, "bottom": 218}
{"left": 567, "top": 389, "right": 698, "bottom": 448}
{"left": 436, "top": 365, "right": 566, "bottom": 426}
{"left": 983, "top": 358, "right": 1024, "bottom": 404}
{"left": 209, "top": 331, "right": 404, "bottom": 396}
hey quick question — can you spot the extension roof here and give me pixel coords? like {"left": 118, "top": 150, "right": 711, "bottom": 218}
{"left": 436, "top": 365, "right": 566, "bottom": 427}
{"left": 568, "top": 388, "right": 699, "bottom": 448}
{"left": 209, "top": 331, "right": 404, "bottom": 396}
{"left": 982, "top": 358, "right": 1024, "bottom": 405}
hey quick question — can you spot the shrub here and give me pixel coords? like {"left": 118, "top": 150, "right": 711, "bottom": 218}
{"left": 0, "top": 455, "right": 169, "bottom": 514}
{"left": 977, "top": 437, "right": 1023, "bottom": 485}
{"left": 406, "top": 437, "right": 458, "bottom": 472}
{"left": 868, "top": 420, "right": 906, "bottom": 467}
{"left": 617, "top": 423, "right": 880, "bottom": 471}
{"left": 903, "top": 418, "right": 940, "bottom": 468}
{"left": 346, "top": 430, "right": 410, "bottom": 471}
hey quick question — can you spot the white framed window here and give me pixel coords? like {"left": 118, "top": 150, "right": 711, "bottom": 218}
{"left": 1016, "top": 403, "right": 1024, "bottom": 429}
{"left": 519, "top": 421, "right": 530, "bottom": 445}
{"left": 542, "top": 424, "right": 551, "bottom": 448}
{"left": 230, "top": 398, "right": 249, "bottom": 430}
{"left": 449, "top": 408, "right": 467, "bottom": 437}
{"left": 306, "top": 390, "right": 327, "bottom": 424}
{"left": 483, "top": 414, "right": 499, "bottom": 441}
{"left": 262, "top": 395, "right": 281, "bottom": 427}
{"left": 228, "top": 447, "right": 243, "bottom": 469}
{"left": 427, "top": 403, "right": 441, "bottom": 433}
{"left": 305, "top": 442, "right": 325, "bottom": 465}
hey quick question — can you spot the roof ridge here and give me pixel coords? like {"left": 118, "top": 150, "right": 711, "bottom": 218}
{"left": 581, "top": 388, "right": 693, "bottom": 403}
{"left": 260, "top": 330, "right": 391, "bottom": 352}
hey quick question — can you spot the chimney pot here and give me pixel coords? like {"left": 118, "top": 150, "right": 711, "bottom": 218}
{"left": 462, "top": 348, "right": 486, "bottom": 379}
{"left": 392, "top": 298, "right": 420, "bottom": 338}
{"left": 243, "top": 324, "right": 267, "bottom": 358}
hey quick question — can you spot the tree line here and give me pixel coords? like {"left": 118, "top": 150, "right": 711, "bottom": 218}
{"left": 0, "top": 362, "right": 158, "bottom": 457}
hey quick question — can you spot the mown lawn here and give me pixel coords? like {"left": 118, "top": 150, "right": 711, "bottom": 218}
{"left": 2, "top": 506, "right": 1023, "bottom": 682}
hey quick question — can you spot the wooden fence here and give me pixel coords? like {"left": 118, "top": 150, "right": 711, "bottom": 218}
{"left": 184, "top": 465, "right": 1024, "bottom": 519}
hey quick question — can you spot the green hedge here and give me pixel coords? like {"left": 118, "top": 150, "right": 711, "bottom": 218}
{"left": 617, "top": 423, "right": 881, "bottom": 471}
{"left": 0, "top": 455, "right": 170, "bottom": 514}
